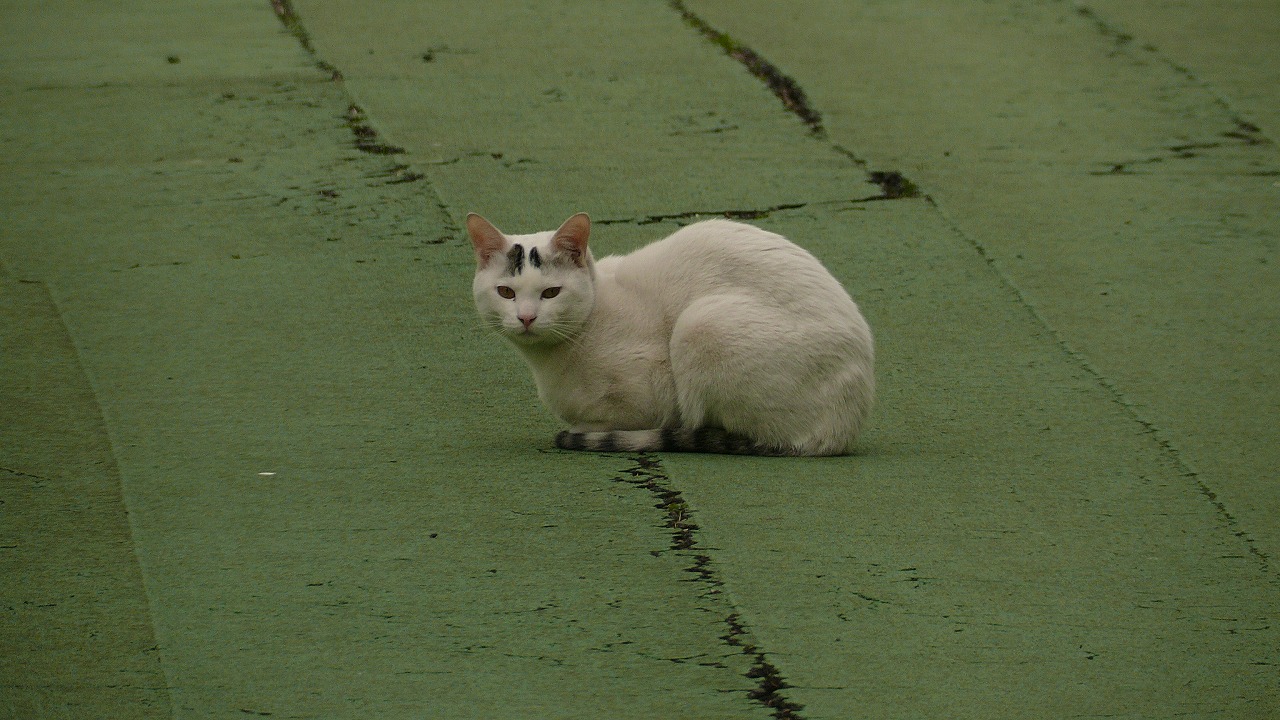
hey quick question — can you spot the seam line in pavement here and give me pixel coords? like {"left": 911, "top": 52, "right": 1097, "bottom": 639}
{"left": 669, "top": 1, "right": 924, "bottom": 223}
{"left": 618, "top": 453, "right": 806, "bottom": 719}
{"left": 270, "top": 0, "right": 459, "bottom": 241}
{"left": 10, "top": 273, "right": 180, "bottom": 716}
{"left": 668, "top": 0, "right": 823, "bottom": 136}
{"left": 1073, "top": 2, "right": 1273, "bottom": 138}
{"left": 674, "top": 0, "right": 1274, "bottom": 584}
{"left": 924, "top": 197, "right": 1276, "bottom": 582}
{"left": 262, "top": 3, "right": 810, "bottom": 711}
{"left": 593, "top": 178, "right": 924, "bottom": 226}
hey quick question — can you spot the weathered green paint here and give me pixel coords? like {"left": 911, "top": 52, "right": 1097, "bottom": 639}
{"left": 2, "top": 1, "right": 1275, "bottom": 718}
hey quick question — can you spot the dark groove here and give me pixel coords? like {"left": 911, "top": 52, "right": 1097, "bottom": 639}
{"left": 270, "top": 0, "right": 312, "bottom": 52}
{"left": 595, "top": 202, "right": 809, "bottom": 226}
{"left": 345, "top": 104, "right": 406, "bottom": 155}
{"left": 667, "top": 4, "right": 927, "bottom": 201}
{"left": 922, "top": 193, "right": 1275, "bottom": 580}
{"left": 670, "top": 0, "right": 823, "bottom": 135}
{"left": 270, "top": 0, "right": 342, "bottom": 79}
{"left": 617, "top": 454, "right": 806, "bottom": 719}
{"left": 1073, "top": 4, "right": 1270, "bottom": 144}
{"left": 271, "top": 3, "right": 404, "bottom": 155}
{"left": 266, "top": 2, "right": 456, "bottom": 244}
{"left": 867, "top": 171, "right": 921, "bottom": 199}
{"left": 0, "top": 466, "right": 54, "bottom": 482}
{"left": 1090, "top": 120, "right": 1273, "bottom": 176}
{"left": 594, "top": 185, "right": 924, "bottom": 225}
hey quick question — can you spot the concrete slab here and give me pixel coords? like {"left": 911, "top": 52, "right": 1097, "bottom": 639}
{"left": 288, "top": 0, "right": 881, "bottom": 228}
{"left": 1, "top": 273, "right": 170, "bottom": 719}
{"left": 3, "top": 1, "right": 1276, "bottom": 718}
{"left": 1085, "top": 0, "right": 1280, "bottom": 134}
{"left": 1, "top": 2, "right": 767, "bottom": 717}
{"left": 682, "top": 0, "right": 1280, "bottom": 565}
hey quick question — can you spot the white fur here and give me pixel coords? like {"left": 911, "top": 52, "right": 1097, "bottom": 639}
{"left": 469, "top": 215, "right": 874, "bottom": 456}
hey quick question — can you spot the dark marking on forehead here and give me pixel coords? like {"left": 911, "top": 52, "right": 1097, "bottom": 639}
{"left": 505, "top": 243, "right": 525, "bottom": 275}
{"left": 528, "top": 246, "right": 543, "bottom": 269}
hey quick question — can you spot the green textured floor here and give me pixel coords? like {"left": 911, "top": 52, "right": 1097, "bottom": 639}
{"left": 2, "top": 1, "right": 1276, "bottom": 718}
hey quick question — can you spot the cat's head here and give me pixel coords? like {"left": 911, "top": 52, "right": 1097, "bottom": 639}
{"left": 466, "top": 212, "right": 596, "bottom": 346}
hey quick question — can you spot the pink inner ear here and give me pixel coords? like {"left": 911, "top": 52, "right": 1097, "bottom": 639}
{"left": 552, "top": 213, "right": 590, "bottom": 266}
{"left": 467, "top": 213, "right": 507, "bottom": 266}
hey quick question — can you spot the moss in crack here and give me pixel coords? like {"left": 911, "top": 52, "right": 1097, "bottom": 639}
{"left": 1222, "top": 119, "right": 1271, "bottom": 146}
{"left": 271, "top": 1, "right": 399, "bottom": 157}
{"left": 1090, "top": 120, "right": 1274, "bottom": 176}
{"left": 620, "top": 454, "right": 697, "bottom": 550}
{"left": 724, "top": 613, "right": 806, "bottom": 719}
{"left": 270, "top": 0, "right": 342, "bottom": 79}
{"left": 664, "top": 6, "right": 933, "bottom": 198}
{"left": 595, "top": 202, "right": 809, "bottom": 226}
{"left": 670, "top": 1, "right": 823, "bottom": 135}
{"left": 270, "top": 0, "right": 311, "bottom": 51}
{"left": 345, "top": 103, "right": 406, "bottom": 155}
{"left": 868, "top": 170, "right": 921, "bottom": 199}
{"left": 594, "top": 184, "right": 926, "bottom": 227}
{"left": 616, "top": 453, "right": 806, "bottom": 719}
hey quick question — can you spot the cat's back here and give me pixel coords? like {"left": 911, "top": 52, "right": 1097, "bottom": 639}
{"left": 631, "top": 218, "right": 802, "bottom": 265}
{"left": 612, "top": 219, "right": 853, "bottom": 311}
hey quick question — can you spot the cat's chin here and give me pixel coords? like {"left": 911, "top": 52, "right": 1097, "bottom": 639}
{"left": 502, "top": 328, "right": 559, "bottom": 346}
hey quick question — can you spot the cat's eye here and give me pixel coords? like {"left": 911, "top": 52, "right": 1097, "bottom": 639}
{"left": 496, "top": 286, "right": 515, "bottom": 299}
{"left": 541, "top": 287, "right": 562, "bottom": 299}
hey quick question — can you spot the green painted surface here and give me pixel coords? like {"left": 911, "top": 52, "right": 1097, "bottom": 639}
{"left": 2, "top": 1, "right": 1276, "bottom": 718}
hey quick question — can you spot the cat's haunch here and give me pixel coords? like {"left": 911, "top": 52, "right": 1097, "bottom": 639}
{"left": 467, "top": 212, "right": 874, "bottom": 456}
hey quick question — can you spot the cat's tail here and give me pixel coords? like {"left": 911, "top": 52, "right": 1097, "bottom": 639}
{"left": 553, "top": 428, "right": 799, "bottom": 456}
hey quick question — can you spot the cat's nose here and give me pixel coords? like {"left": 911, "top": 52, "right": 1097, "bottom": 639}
{"left": 519, "top": 314, "right": 536, "bottom": 329}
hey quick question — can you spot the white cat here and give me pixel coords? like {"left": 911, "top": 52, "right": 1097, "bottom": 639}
{"left": 467, "top": 212, "right": 874, "bottom": 456}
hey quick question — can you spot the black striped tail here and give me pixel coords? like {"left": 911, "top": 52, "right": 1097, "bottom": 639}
{"left": 554, "top": 427, "right": 796, "bottom": 456}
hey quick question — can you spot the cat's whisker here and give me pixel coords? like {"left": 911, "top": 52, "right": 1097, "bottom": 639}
{"left": 542, "top": 324, "right": 584, "bottom": 346}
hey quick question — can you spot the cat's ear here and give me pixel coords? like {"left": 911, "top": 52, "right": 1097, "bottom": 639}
{"left": 466, "top": 213, "right": 507, "bottom": 268}
{"left": 551, "top": 213, "right": 591, "bottom": 267}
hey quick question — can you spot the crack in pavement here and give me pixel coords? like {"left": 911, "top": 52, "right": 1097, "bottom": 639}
{"left": 1091, "top": 119, "right": 1274, "bottom": 175}
{"left": 924, "top": 191, "right": 1276, "bottom": 581}
{"left": 596, "top": 175, "right": 925, "bottom": 226}
{"left": 669, "top": 0, "right": 823, "bottom": 136}
{"left": 669, "top": 1, "right": 925, "bottom": 214}
{"left": 1, "top": 466, "right": 55, "bottom": 483}
{"left": 264, "top": 5, "right": 809, "bottom": 711}
{"left": 344, "top": 102, "right": 407, "bottom": 156}
{"left": 1006, "top": 5, "right": 1278, "bottom": 582}
{"left": 1071, "top": 2, "right": 1272, "bottom": 140}
{"left": 617, "top": 453, "right": 806, "bottom": 720}
{"left": 669, "top": 0, "right": 1275, "bottom": 585}
{"left": 595, "top": 202, "right": 810, "bottom": 226}
{"left": 270, "top": 0, "right": 342, "bottom": 80}
{"left": 272, "top": 1, "right": 405, "bottom": 157}
{"left": 269, "top": 0, "right": 458, "bottom": 245}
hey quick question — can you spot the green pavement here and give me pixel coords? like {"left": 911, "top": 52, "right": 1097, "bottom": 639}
{"left": 2, "top": 1, "right": 1276, "bottom": 718}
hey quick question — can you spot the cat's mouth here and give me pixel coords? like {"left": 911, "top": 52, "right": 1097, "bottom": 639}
{"left": 503, "top": 319, "right": 574, "bottom": 345}
{"left": 505, "top": 325, "right": 542, "bottom": 342}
